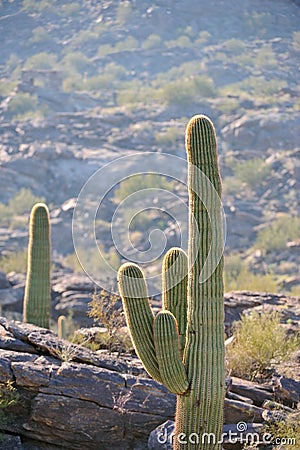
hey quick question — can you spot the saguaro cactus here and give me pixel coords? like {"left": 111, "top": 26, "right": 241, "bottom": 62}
{"left": 118, "top": 115, "right": 225, "bottom": 449}
{"left": 23, "top": 203, "right": 51, "bottom": 329}
{"left": 57, "top": 315, "right": 67, "bottom": 339}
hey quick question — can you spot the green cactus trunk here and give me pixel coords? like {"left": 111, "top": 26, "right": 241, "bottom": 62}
{"left": 118, "top": 115, "right": 225, "bottom": 450}
{"left": 175, "top": 116, "right": 225, "bottom": 449}
{"left": 23, "top": 203, "right": 51, "bottom": 329}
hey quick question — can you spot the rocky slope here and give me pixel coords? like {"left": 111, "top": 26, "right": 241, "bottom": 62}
{"left": 0, "top": 0, "right": 299, "bottom": 296}
{"left": 0, "top": 316, "right": 299, "bottom": 450}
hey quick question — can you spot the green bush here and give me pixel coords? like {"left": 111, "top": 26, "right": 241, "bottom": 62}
{"left": 224, "top": 253, "right": 278, "bottom": 293}
{"left": 116, "top": 1, "right": 133, "bottom": 24}
{"left": 29, "top": 26, "right": 52, "bottom": 45}
{"left": 222, "top": 76, "right": 286, "bottom": 99}
{"left": 165, "top": 35, "right": 193, "bottom": 48}
{"left": 255, "top": 216, "right": 300, "bottom": 253}
{"left": 155, "top": 127, "right": 182, "bottom": 146}
{"left": 226, "top": 310, "right": 299, "bottom": 380}
{"left": 223, "top": 38, "right": 245, "bottom": 54}
{"left": 86, "top": 290, "right": 132, "bottom": 354}
{"left": 62, "top": 51, "right": 91, "bottom": 74}
{"left": 142, "top": 34, "right": 162, "bottom": 50}
{"left": 0, "top": 188, "right": 45, "bottom": 226}
{"left": 22, "top": 0, "right": 58, "bottom": 13}
{"left": 159, "top": 75, "right": 216, "bottom": 106}
{"left": 61, "top": 2, "right": 80, "bottom": 16}
{"left": 64, "top": 245, "right": 120, "bottom": 275}
{"left": 7, "top": 93, "right": 38, "bottom": 118}
{"left": 24, "top": 52, "right": 57, "bottom": 70}
{"left": 0, "top": 250, "right": 27, "bottom": 274}
{"left": 255, "top": 45, "right": 277, "bottom": 69}
{"left": 114, "top": 173, "right": 175, "bottom": 201}
{"left": 264, "top": 412, "right": 300, "bottom": 450}
{"left": 233, "top": 157, "right": 271, "bottom": 189}
{"left": 115, "top": 36, "right": 138, "bottom": 52}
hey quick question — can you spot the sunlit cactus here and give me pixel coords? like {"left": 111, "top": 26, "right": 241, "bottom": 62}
{"left": 23, "top": 203, "right": 51, "bottom": 329}
{"left": 118, "top": 115, "right": 225, "bottom": 449}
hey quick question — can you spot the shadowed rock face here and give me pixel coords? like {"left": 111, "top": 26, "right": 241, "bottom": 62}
{"left": 0, "top": 317, "right": 175, "bottom": 450}
{"left": 1, "top": 305, "right": 299, "bottom": 449}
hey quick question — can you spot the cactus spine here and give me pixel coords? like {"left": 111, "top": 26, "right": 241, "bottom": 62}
{"left": 23, "top": 203, "right": 51, "bottom": 329}
{"left": 118, "top": 115, "right": 225, "bottom": 449}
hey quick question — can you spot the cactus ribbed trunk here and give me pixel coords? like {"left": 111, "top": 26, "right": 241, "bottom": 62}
{"left": 118, "top": 115, "right": 225, "bottom": 450}
{"left": 175, "top": 117, "right": 224, "bottom": 449}
{"left": 23, "top": 203, "right": 51, "bottom": 329}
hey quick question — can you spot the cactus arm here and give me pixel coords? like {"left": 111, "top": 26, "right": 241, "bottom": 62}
{"left": 23, "top": 203, "right": 51, "bottom": 329}
{"left": 117, "top": 262, "right": 162, "bottom": 383}
{"left": 154, "top": 311, "right": 189, "bottom": 395}
{"left": 162, "top": 248, "right": 188, "bottom": 357}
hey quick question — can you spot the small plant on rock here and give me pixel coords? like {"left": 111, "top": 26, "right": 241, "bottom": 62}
{"left": 87, "top": 290, "right": 132, "bottom": 354}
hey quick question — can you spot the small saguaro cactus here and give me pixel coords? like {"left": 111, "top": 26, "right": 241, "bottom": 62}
{"left": 118, "top": 115, "right": 225, "bottom": 449}
{"left": 23, "top": 203, "right": 51, "bottom": 329}
{"left": 57, "top": 315, "right": 67, "bottom": 339}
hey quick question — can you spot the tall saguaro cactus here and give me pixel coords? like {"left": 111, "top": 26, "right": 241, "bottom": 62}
{"left": 118, "top": 115, "right": 225, "bottom": 449}
{"left": 23, "top": 203, "right": 51, "bottom": 329}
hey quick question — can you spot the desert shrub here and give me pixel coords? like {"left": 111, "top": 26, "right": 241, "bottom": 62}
{"left": 195, "top": 30, "right": 211, "bottom": 46}
{"left": 115, "top": 36, "right": 138, "bottom": 52}
{"left": 223, "top": 38, "right": 245, "bottom": 54}
{"left": 5, "top": 54, "right": 21, "bottom": 75}
{"left": 71, "top": 29, "right": 99, "bottom": 47}
{"left": 226, "top": 310, "right": 299, "bottom": 380}
{"left": 0, "top": 188, "right": 45, "bottom": 226}
{"left": 142, "top": 34, "right": 162, "bottom": 50}
{"left": 215, "top": 97, "right": 240, "bottom": 114}
{"left": 22, "top": 0, "right": 58, "bottom": 13}
{"left": 86, "top": 290, "right": 132, "bottom": 354}
{"left": 62, "top": 73, "right": 83, "bottom": 92}
{"left": 64, "top": 245, "right": 120, "bottom": 275}
{"left": 0, "top": 250, "right": 27, "bottom": 274}
{"left": 263, "top": 412, "right": 300, "bottom": 450}
{"left": 0, "top": 80, "right": 18, "bottom": 98}
{"left": 61, "top": 2, "right": 80, "bottom": 15}
{"left": 155, "top": 127, "right": 182, "bottom": 146}
{"left": 165, "top": 35, "right": 193, "bottom": 48}
{"left": 24, "top": 52, "right": 57, "bottom": 70}
{"left": 224, "top": 253, "right": 278, "bottom": 293}
{"left": 222, "top": 76, "right": 286, "bottom": 99}
{"left": 97, "top": 43, "right": 116, "bottom": 57}
{"left": 29, "top": 26, "right": 52, "bottom": 45}
{"left": 116, "top": 1, "right": 133, "bottom": 23}
{"left": 255, "top": 216, "right": 300, "bottom": 253}
{"left": 255, "top": 45, "right": 277, "bottom": 69}
{"left": 159, "top": 75, "right": 216, "bottom": 106}
{"left": 233, "top": 157, "right": 271, "bottom": 189}
{"left": 7, "top": 93, "right": 38, "bottom": 118}
{"left": 62, "top": 51, "right": 91, "bottom": 74}
{"left": 114, "top": 173, "right": 175, "bottom": 201}
{"left": 222, "top": 176, "right": 243, "bottom": 196}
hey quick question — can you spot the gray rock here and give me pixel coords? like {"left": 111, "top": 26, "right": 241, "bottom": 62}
{"left": 148, "top": 420, "right": 174, "bottom": 450}
{"left": 0, "top": 434, "right": 23, "bottom": 450}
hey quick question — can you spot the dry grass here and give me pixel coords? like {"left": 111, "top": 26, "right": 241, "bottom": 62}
{"left": 226, "top": 310, "right": 299, "bottom": 381}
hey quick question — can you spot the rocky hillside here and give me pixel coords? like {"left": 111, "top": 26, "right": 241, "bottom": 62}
{"left": 0, "top": 0, "right": 299, "bottom": 299}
